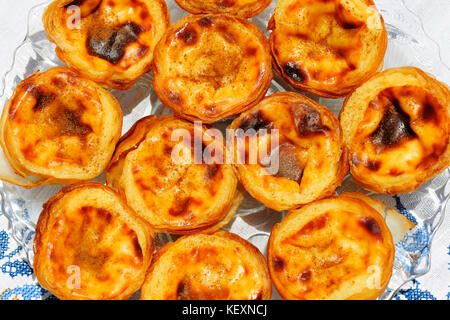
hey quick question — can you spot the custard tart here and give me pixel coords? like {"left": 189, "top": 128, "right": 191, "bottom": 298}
{"left": 33, "top": 182, "right": 154, "bottom": 300}
{"left": 0, "top": 67, "right": 122, "bottom": 188}
{"left": 268, "top": 193, "right": 395, "bottom": 300}
{"left": 152, "top": 14, "right": 273, "bottom": 123}
{"left": 141, "top": 231, "right": 272, "bottom": 300}
{"left": 43, "top": 0, "right": 170, "bottom": 90}
{"left": 106, "top": 115, "right": 243, "bottom": 234}
{"left": 228, "top": 92, "right": 348, "bottom": 211}
{"left": 174, "top": 0, "right": 273, "bottom": 18}
{"left": 340, "top": 67, "right": 450, "bottom": 194}
{"left": 268, "top": 0, "right": 387, "bottom": 98}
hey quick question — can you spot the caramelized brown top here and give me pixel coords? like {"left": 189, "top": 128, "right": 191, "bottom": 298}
{"left": 268, "top": 194, "right": 394, "bottom": 300}
{"left": 33, "top": 182, "right": 153, "bottom": 300}
{"left": 174, "top": 0, "right": 273, "bottom": 18}
{"left": 229, "top": 92, "right": 348, "bottom": 211}
{"left": 152, "top": 14, "right": 272, "bottom": 123}
{"left": 269, "top": 0, "right": 387, "bottom": 97}
{"left": 353, "top": 86, "right": 446, "bottom": 171}
{"left": 106, "top": 116, "right": 240, "bottom": 234}
{"left": 43, "top": 0, "right": 170, "bottom": 89}
{"left": 341, "top": 67, "right": 450, "bottom": 193}
{"left": 141, "top": 231, "right": 272, "bottom": 300}
{"left": 0, "top": 67, "right": 122, "bottom": 181}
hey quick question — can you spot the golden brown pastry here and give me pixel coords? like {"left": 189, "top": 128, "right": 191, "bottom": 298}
{"left": 268, "top": 0, "right": 387, "bottom": 97}
{"left": 268, "top": 193, "right": 395, "bottom": 300}
{"left": 174, "top": 0, "right": 273, "bottom": 18}
{"left": 0, "top": 67, "right": 122, "bottom": 188}
{"left": 340, "top": 67, "right": 450, "bottom": 194}
{"left": 228, "top": 92, "right": 348, "bottom": 211}
{"left": 43, "top": 0, "right": 170, "bottom": 90}
{"left": 33, "top": 182, "right": 154, "bottom": 300}
{"left": 152, "top": 14, "right": 273, "bottom": 123}
{"left": 141, "top": 231, "right": 272, "bottom": 300}
{"left": 106, "top": 115, "right": 243, "bottom": 234}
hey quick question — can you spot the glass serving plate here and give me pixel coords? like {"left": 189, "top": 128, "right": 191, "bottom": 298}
{"left": 0, "top": 0, "right": 449, "bottom": 300}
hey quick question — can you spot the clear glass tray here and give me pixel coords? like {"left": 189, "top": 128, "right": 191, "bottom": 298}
{"left": 0, "top": 0, "right": 449, "bottom": 300}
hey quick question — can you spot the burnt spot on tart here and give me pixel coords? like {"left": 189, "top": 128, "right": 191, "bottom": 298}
{"left": 198, "top": 16, "right": 213, "bottom": 28}
{"left": 273, "top": 143, "right": 304, "bottom": 183}
{"left": 50, "top": 77, "right": 67, "bottom": 89}
{"left": 73, "top": 205, "right": 144, "bottom": 268}
{"left": 175, "top": 278, "right": 229, "bottom": 300}
{"left": 129, "top": 230, "right": 143, "bottom": 260}
{"left": 283, "top": 61, "right": 306, "bottom": 83}
{"left": 370, "top": 98, "right": 417, "bottom": 150}
{"left": 290, "top": 104, "right": 330, "bottom": 137}
{"left": 176, "top": 279, "right": 190, "bottom": 300}
{"left": 21, "top": 144, "right": 37, "bottom": 161}
{"left": 52, "top": 108, "right": 93, "bottom": 138}
{"left": 175, "top": 25, "right": 198, "bottom": 45}
{"left": 74, "top": 246, "right": 112, "bottom": 276}
{"left": 29, "top": 87, "right": 56, "bottom": 112}
{"left": 95, "top": 207, "right": 113, "bottom": 223}
{"left": 168, "top": 196, "right": 192, "bottom": 217}
{"left": 412, "top": 86, "right": 442, "bottom": 125}
{"left": 272, "top": 256, "right": 285, "bottom": 272}
{"left": 245, "top": 47, "right": 258, "bottom": 57}
{"left": 165, "top": 90, "right": 184, "bottom": 105}
{"left": 216, "top": 24, "right": 238, "bottom": 44}
{"left": 217, "top": 0, "right": 235, "bottom": 8}
{"left": 365, "top": 159, "right": 381, "bottom": 171}
{"left": 87, "top": 22, "right": 144, "bottom": 64}
{"left": 358, "top": 216, "right": 382, "bottom": 241}
{"left": 351, "top": 155, "right": 381, "bottom": 172}
{"left": 64, "top": 0, "right": 86, "bottom": 8}
{"left": 65, "top": 0, "right": 102, "bottom": 18}
{"left": 299, "top": 269, "right": 312, "bottom": 281}
{"left": 418, "top": 148, "right": 446, "bottom": 170}
{"left": 238, "top": 110, "right": 273, "bottom": 133}
{"left": 270, "top": 0, "right": 387, "bottom": 98}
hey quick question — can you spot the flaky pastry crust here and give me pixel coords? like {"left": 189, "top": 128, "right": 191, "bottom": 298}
{"left": 175, "top": 0, "right": 273, "bottom": 18}
{"left": 152, "top": 14, "right": 273, "bottom": 123}
{"left": 268, "top": 193, "right": 395, "bottom": 300}
{"left": 340, "top": 67, "right": 450, "bottom": 194}
{"left": 106, "top": 115, "right": 242, "bottom": 234}
{"left": 141, "top": 231, "right": 272, "bottom": 300}
{"left": 33, "top": 182, "right": 154, "bottom": 300}
{"left": 0, "top": 67, "right": 122, "bottom": 188}
{"left": 228, "top": 92, "right": 348, "bottom": 211}
{"left": 268, "top": 0, "right": 387, "bottom": 97}
{"left": 43, "top": 0, "right": 170, "bottom": 90}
